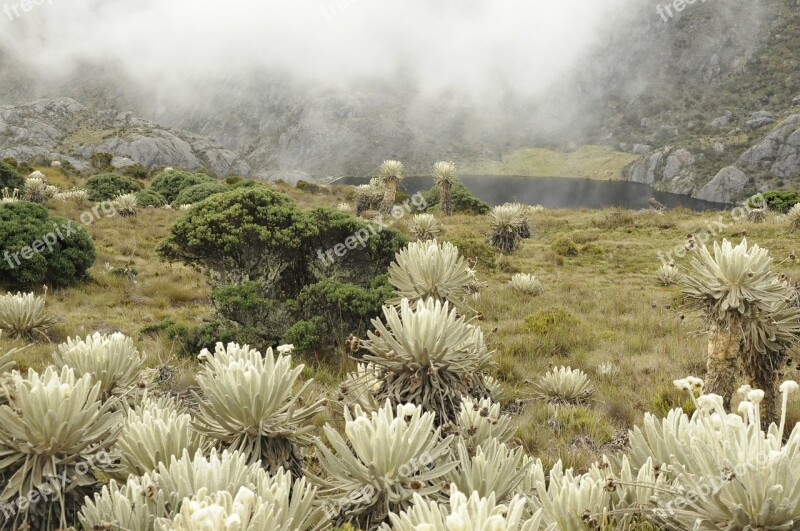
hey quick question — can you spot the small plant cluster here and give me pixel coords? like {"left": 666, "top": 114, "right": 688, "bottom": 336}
{"left": 488, "top": 203, "right": 531, "bottom": 253}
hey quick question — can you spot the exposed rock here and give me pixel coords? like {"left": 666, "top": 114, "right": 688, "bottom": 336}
{"left": 711, "top": 115, "right": 730, "bottom": 128}
{"left": 745, "top": 110, "right": 774, "bottom": 130}
{"left": 111, "top": 156, "right": 138, "bottom": 169}
{"left": 792, "top": 95, "right": 800, "bottom": 106}
{"left": 663, "top": 149, "right": 695, "bottom": 180}
{"left": 632, "top": 143, "right": 652, "bottom": 154}
{"left": 738, "top": 114, "right": 800, "bottom": 178}
{"left": 627, "top": 149, "right": 667, "bottom": 185}
{"left": 713, "top": 141, "right": 725, "bottom": 153}
{"left": 0, "top": 98, "right": 250, "bottom": 176}
{"left": 693, "top": 166, "right": 748, "bottom": 203}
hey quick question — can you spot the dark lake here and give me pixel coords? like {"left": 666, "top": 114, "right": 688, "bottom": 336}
{"left": 335, "top": 175, "right": 731, "bottom": 211}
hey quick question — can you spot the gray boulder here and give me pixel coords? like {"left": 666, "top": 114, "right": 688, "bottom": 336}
{"left": 792, "top": 95, "right": 800, "bottom": 106}
{"left": 632, "top": 143, "right": 653, "bottom": 154}
{"left": 738, "top": 114, "right": 800, "bottom": 178}
{"left": 0, "top": 98, "right": 250, "bottom": 176}
{"left": 693, "top": 166, "right": 748, "bottom": 203}
{"left": 746, "top": 111, "right": 775, "bottom": 130}
{"left": 664, "top": 149, "right": 695, "bottom": 180}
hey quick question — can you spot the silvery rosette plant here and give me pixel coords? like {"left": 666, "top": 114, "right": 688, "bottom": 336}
{"left": 23, "top": 175, "right": 57, "bottom": 203}
{"left": 454, "top": 396, "right": 514, "bottom": 452}
{"left": 508, "top": 203, "right": 532, "bottom": 239}
{"left": 337, "top": 362, "right": 382, "bottom": 413}
{"left": 628, "top": 377, "right": 800, "bottom": 529}
{"left": 388, "top": 240, "right": 483, "bottom": 311}
{"left": 114, "top": 192, "right": 140, "bottom": 217}
{"left": 192, "top": 342, "right": 325, "bottom": 477}
{"left": 0, "top": 187, "right": 19, "bottom": 203}
{"left": 786, "top": 203, "right": 800, "bottom": 231}
{"left": 655, "top": 263, "right": 681, "bottom": 286}
{"left": 445, "top": 439, "right": 531, "bottom": 503}
{"left": 0, "top": 291, "right": 57, "bottom": 340}
{"left": 314, "top": 401, "right": 456, "bottom": 529}
{"left": 53, "top": 331, "right": 150, "bottom": 401}
{"left": 362, "top": 298, "right": 494, "bottom": 424}
{"left": 54, "top": 188, "right": 89, "bottom": 202}
{"left": 354, "top": 178, "right": 384, "bottom": 217}
{"left": 0, "top": 339, "right": 16, "bottom": 406}
{"left": 432, "top": 161, "right": 458, "bottom": 216}
{"left": 79, "top": 449, "right": 320, "bottom": 530}
{"left": 409, "top": 213, "right": 441, "bottom": 241}
{"left": 682, "top": 239, "right": 800, "bottom": 422}
{"left": 536, "top": 366, "right": 595, "bottom": 405}
{"left": 508, "top": 273, "right": 544, "bottom": 295}
{"left": 488, "top": 204, "right": 527, "bottom": 253}
{"left": 385, "top": 484, "right": 543, "bottom": 531}
{"left": 115, "top": 396, "right": 207, "bottom": 477}
{"left": 0, "top": 366, "right": 121, "bottom": 528}
{"left": 379, "top": 160, "right": 404, "bottom": 214}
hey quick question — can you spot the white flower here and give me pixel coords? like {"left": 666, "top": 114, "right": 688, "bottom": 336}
{"left": 780, "top": 381, "right": 799, "bottom": 394}
{"left": 738, "top": 401, "right": 754, "bottom": 416}
{"left": 687, "top": 376, "right": 704, "bottom": 390}
{"left": 737, "top": 384, "right": 752, "bottom": 398}
{"left": 747, "top": 389, "right": 765, "bottom": 404}
{"left": 673, "top": 378, "right": 691, "bottom": 391}
{"left": 697, "top": 394, "right": 723, "bottom": 412}
{"left": 277, "top": 344, "right": 294, "bottom": 355}
{"left": 401, "top": 403, "right": 419, "bottom": 417}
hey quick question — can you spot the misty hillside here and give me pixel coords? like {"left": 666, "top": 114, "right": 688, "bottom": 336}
{"left": 0, "top": 0, "right": 799, "bottom": 198}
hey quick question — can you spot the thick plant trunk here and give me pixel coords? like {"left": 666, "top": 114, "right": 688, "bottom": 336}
{"left": 704, "top": 322, "right": 742, "bottom": 409}
{"left": 380, "top": 180, "right": 396, "bottom": 214}
{"left": 440, "top": 181, "right": 453, "bottom": 216}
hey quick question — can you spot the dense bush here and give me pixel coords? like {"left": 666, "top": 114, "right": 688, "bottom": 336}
{"left": 159, "top": 192, "right": 406, "bottom": 356}
{"left": 135, "top": 189, "right": 167, "bottom": 208}
{"left": 119, "top": 163, "right": 149, "bottom": 180}
{"left": 423, "top": 181, "right": 490, "bottom": 214}
{"left": 749, "top": 190, "right": 800, "bottom": 213}
{"left": 85, "top": 173, "right": 142, "bottom": 201}
{"left": 172, "top": 181, "right": 227, "bottom": 206}
{"left": 158, "top": 187, "right": 316, "bottom": 291}
{"left": 0, "top": 202, "right": 96, "bottom": 288}
{"left": 150, "top": 169, "right": 217, "bottom": 203}
{"left": 0, "top": 160, "right": 24, "bottom": 191}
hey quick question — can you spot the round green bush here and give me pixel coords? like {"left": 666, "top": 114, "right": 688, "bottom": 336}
{"left": 85, "top": 173, "right": 142, "bottom": 201}
{"left": 0, "top": 202, "right": 96, "bottom": 288}
{"left": 149, "top": 170, "right": 216, "bottom": 204}
{"left": 135, "top": 189, "right": 167, "bottom": 208}
{"left": 0, "top": 161, "right": 24, "bottom": 191}
{"left": 158, "top": 187, "right": 316, "bottom": 294}
{"left": 551, "top": 236, "right": 579, "bottom": 257}
{"left": 172, "top": 181, "right": 227, "bottom": 206}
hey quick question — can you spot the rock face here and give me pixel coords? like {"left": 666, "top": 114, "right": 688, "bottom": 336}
{"left": 738, "top": 114, "right": 800, "bottom": 178}
{"left": 0, "top": 98, "right": 250, "bottom": 176}
{"left": 745, "top": 110, "right": 775, "bottom": 130}
{"left": 692, "top": 166, "right": 748, "bottom": 203}
{"left": 625, "top": 147, "right": 697, "bottom": 194}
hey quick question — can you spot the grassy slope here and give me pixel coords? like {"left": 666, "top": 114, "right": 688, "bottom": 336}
{"left": 3, "top": 170, "right": 800, "bottom": 473}
{"left": 461, "top": 145, "right": 640, "bottom": 180}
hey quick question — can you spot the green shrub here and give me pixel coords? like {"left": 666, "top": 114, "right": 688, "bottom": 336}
{"left": 172, "top": 181, "right": 227, "bottom": 206}
{"left": 448, "top": 238, "right": 497, "bottom": 270}
{"left": 291, "top": 277, "right": 392, "bottom": 351}
{"left": 224, "top": 176, "right": 243, "bottom": 186}
{"left": 149, "top": 169, "right": 216, "bottom": 203}
{"left": 0, "top": 161, "right": 24, "bottom": 191}
{"left": 119, "top": 163, "right": 149, "bottom": 180}
{"left": 85, "top": 173, "right": 142, "bottom": 201}
{"left": 0, "top": 202, "right": 96, "bottom": 288}
{"left": 135, "top": 189, "right": 167, "bottom": 208}
{"left": 423, "top": 182, "right": 490, "bottom": 215}
{"left": 749, "top": 190, "right": 800, "bottom": 213}
{"left": 520, "top": 307, "right": 592, "bottom": 356}
{"left": 89, "top": 152, "right": 114, "bottom": 171}
{"left": 309, "top": 208, "right": 408, "bottom": 283}
{"left": 551, "top": 236, "right": 579, "bottom": 256}
{"left": 296, "top": 180, "right": 323, "bottom": 194}
{"left": 284, "top": 317, "right": 327, "bottom": 352}
{"left": 158, "top": 187, "right": 316, "bottom": 293}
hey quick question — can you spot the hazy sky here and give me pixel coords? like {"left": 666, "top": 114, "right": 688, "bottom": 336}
{"left": 0, "top": 0, "right": 634, "bottom": 100}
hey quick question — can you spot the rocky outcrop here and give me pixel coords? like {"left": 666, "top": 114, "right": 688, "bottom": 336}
{"left": 738, "top": 114, "right": 800, "bottom": 178}
{"left": 625, "top": 147, "right": 697, "bottom": 194}
{"left": 692, "top": 166, "right": 748, "bottom": 203}
{"left": 745, "top": 111, "right": 774, "bottom": 130}
{"left": 0, "top": 98, "right": 250, "bottom": 176}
